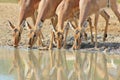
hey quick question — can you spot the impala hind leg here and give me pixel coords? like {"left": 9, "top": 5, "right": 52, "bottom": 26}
{"left": 51, "top": 15, "right": 58, "bottom": 28}
{"left": 49, "top": 31, "right": 54, "bottom": 50}
{"left": 63, "top": 21, "right": 70, "bottom": 49}
{"left": 74, "top": 18, "right": 88, "bottom": 41}
{"left": 33, "top": 10, "right": 44, "bottom": 40}
{"left": 49, "top": 16, "right": 58, "bottom": 49}
{"left": 51, "top": 16, "right": 58, "bottom": 43}
{"left": 111, "top": 0, "right": 120, "bottom": 22}
{"left": 100, "top": 10, "right": 110, "bottom": 41}
{"left": 31, "top": 13, "right": 44, "bottom": 47}
{"left": 94, "top": 13, "right": 99, "bottom": 48}
{"left": 87, "top": 17, "right": 94, "bottom": 43}
{"left": 31, "top": 14, "right": 36, "bottom": 25}
{"left": 69, "top": 22, "right": 82, "bottom": 50}
{"left": 38, "top": 33, "right": 45, "bottom": 47}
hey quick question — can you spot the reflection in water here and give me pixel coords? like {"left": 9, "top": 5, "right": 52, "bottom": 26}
{"left": 0, "top": 48, "right": 120, "bottom": 80}
{"left": 27, "top": 50, "right": 41, "bottom": 80}
{"left": 49, "top": 50, "right": 68, "bottom": 80}
{"left": 9, "top": 48, "right": 25, "bottom": 80}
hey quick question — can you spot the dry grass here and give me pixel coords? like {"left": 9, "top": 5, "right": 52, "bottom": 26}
{"left": 0, "top": 0, "right": 17, "bottom": 3}
{"left": 118, "top": 0, "right": 120, "bottom": 3}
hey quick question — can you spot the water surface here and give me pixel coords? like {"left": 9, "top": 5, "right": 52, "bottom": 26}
{"left": 0, "top": 47, "right": 120, "bottom": 80}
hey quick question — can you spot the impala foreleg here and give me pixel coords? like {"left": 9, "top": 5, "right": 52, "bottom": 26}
{"left": 32, "top": 14, "right": 44, "bottom": 46}
{"left": 69, "top": 22, "right": 81, "bottom": 50}
{"left": 87, "top": 17, "right": 94, "bottom": 43}
{"left": 94, "top": 13, "right": 99, "bottom": 48}
{"left": 100, "top": 10, "right": 110, "bottom": 41}
{"left": 49, "top": 31, "right": 54, "bottom": 50}
{"left": 111, "top": 0, "right": 120, "bottom": 22}
{"left": 63, "top": 22, "right": 70, "bottom": 49}
{"left": 37, "top": 33, "right": 43, "bottom": 47}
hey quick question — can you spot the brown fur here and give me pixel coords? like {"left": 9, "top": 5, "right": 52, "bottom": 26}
{"left": 28, "top": 0, "right": 63, "bottom": 48}
{"left": 9, "top": 0, "right": 41, "bottom": 47}
{"left": 55, "top": 0, "right": 110, "bottom": 49}
{"left": 79, "top": 0, "right": 120, "bottom": 48}
{"left": 72, "top": 0, "right": 120, "bottom": 49}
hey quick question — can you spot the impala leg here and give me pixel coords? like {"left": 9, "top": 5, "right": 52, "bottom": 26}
{"left": 83, "top": 32, "right": 88, "bottom": 41}
{"left": 100, "top": 10, "right": 110, "bottom": 41}
{"left": 49, "top": 16, "right": 58, "bottom": 49}
{"left": 32, "top": 11, "right": 44, "bottom": 46}
{"left": 37, "top": 29, "right": 44, "bottom": 47}
{"left": 87, "top": 17, "right": 94, "bottom": 43}
{"left": 80, "top": 19, "right": 88, "bottom": 41}
{"left": 38, "top": 34, "right": 41, "bottom": 46}
{"left": 73, "top": 18, "right": 78, "bottom": 28}
{"left": 63, "top": 21, "right": 69, "bottom": 49}
{"left": 68, "top": 19, "right": 80, "bottom": 50}
{"left": 51, "top": 15, "right": 58, "bottom": 28}
{"left": 34, "top": 10, "right": 38, "bottom": 20}
{"left": 51, "top": 16, "right": 58, "bottom": 45}
{"left": 111, "top": 0, "right": 120, "bottom": 22}
{"left": 94, "top": 13, "right": 99, "bottom": 48}
{"left": 37, "top": 32, "right": 43, "bottom": 47}
{"left": 78, "top": 19, "right": 88, "bottom": 41}
{"left": 31, "top": 14, "right": 36, "bottom": 25}
{"left": 49, "top": 31, "right": 54, "bottom": 50}
{"left": 82, "top": 22, "right": 88, "bottom": 41}
{"left": 39, "top": 29, "right": 44, "bottom": 43}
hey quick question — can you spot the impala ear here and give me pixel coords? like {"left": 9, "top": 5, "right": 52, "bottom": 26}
{"left": 7, "top": 20, "right": 15, "bottom": 29}
{"left": 68, "top": 21, "right": 76, "bottom": 32}
{"left": 26, "top": 21, "right": 32, "bottom": 29}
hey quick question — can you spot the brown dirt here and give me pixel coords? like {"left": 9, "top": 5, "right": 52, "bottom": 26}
{"left": 0, "top": 3, "right": 120, "bottom": 53}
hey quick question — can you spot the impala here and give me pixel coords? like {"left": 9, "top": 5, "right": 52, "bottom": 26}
{"left": 8, "top": 0, "right": 44, "bottom": 47}
{"left": 54, "top": 0, "right": 110, "bottom": 49}
{"left": 72, "top": 0, "right": 120, "bottom": 49}
{"left": 27, "top": 0, "right": 63, "bottom": 48}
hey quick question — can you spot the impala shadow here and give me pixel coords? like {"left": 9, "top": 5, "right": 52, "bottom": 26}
{"left": 81, "top": 42, "right": 120, "bottom": 48}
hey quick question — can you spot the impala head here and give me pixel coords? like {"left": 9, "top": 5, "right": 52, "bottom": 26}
{"left": 69, "top": 22, "right": 82, "bottom": 50}
{"left": 52, "top": 23, "right": 69, "bottom": 49}
{"left": 8, "top": 20, "right": 24, "bottom": 47}
{"left": 27, "top": 22, "right": 40, "bottom": 48}
{"left": 55, "top": 31, "right": 64, "bottom": 49}
{"left": 73, "top": 29, "right": 82, "bottom": 50}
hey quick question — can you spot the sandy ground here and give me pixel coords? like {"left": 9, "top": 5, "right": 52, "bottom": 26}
{"left": 0, "top": 3, "right": 120, "bottom": 53}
